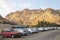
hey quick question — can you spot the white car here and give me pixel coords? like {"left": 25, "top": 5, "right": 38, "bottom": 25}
{"left": 27, "top": 28, "right": 38, "bottom": 34}
{"left": 32, "top": 28, "right": 39, "bottom": 33}
{"left": 46, "top": 27, "right": 52, "bottom": 30}
{"left": 43, "top": 27, "right": 49, "bottom": 31}
{"left": 37, "top": 28, "right": 44, "bottom": 31}
{"left": 50, "top": 27, "right": 54, "bottom": 30}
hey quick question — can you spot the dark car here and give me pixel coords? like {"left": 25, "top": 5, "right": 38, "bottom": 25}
{"left": 0, "top": 30, "right": 21, "bottom": 38}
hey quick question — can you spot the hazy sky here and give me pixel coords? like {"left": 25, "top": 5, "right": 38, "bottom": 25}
{"left": 0, "top": 0, "right": 60, "bottom": 17}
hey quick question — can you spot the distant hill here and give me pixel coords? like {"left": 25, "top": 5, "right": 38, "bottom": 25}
{"left": 0, "top": 15, "right": 16, "bottom": 25}
{"left": 56, "top": 10, "right": 60, "bottom": 13}
{"left": 0, "top": 15, "right": 8, "bottom": 23}
{"left": 6, "top": 8, "right": 60, "bottom": 26}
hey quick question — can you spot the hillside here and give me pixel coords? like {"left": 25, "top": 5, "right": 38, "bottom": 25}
{"left": 0, "top": 15, "right": 9, "bottom": 23}
{"left": 0, "top": 15, "right": 16, "bottom": 25}
{"left": 6, "top": 8, "right": 60, "bottom": 26}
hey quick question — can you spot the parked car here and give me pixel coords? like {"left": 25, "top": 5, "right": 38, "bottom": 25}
{"left": 43, "top": 27, "right": 49, "bottom": 31}
{"left": 27, "top": 28, "right": 34, "bottom": 33}
{"left": 32, "top": 28, "right": 39, "bottom": 33}
{"left": 27, "top": 28, "right": 39, "bottom": 34}
{"left": 50, "top": 27, "right": 54, "bottom": 30}
{"left": 37, "top": 27, "right": 44, "bottom": 31}
{"left": 0, "top": 29, "right": 21, "bottom": 38}
{"left": 57, "top": 27, "right": 60, "bottom": 30}
{"left": 53, "top": 27, "right": 57, "bottom": 30}
{"left": 11, "top": 27, "right": 30, "bottom": 36}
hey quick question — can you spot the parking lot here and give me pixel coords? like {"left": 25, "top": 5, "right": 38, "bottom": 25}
{"left": 0, "top": 24, "right": 60, "bottom": 40}
{"left": 0, "top": 30, "right": 60, "bottom": 40}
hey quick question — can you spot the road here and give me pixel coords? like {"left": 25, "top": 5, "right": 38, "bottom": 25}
{"left": 0, "top": 30, "right": 60, "bottom": 40}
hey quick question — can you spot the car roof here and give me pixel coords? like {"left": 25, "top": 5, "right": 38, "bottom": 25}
{"left": 12, "top": 26, "right": 27, "bottom": 28}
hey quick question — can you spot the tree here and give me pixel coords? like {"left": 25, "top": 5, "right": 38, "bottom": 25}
{"left": 33, "top": 21, "right": 60, "bottom": 27}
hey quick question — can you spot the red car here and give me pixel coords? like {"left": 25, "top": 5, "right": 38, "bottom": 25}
{"left": 0, "top": 30, "right": 21, "bottom": 38}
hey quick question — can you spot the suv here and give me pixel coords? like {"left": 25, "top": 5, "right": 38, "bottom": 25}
{"left": 0, "top": 30, "right": 21, "bottom": 38}
{"left": 11, "top": 27, "right": 30, "bottom": 36}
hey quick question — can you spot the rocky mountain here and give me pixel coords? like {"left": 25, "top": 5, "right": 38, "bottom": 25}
{"left": 56, "top": 10, "right": 60, "bottom": 13}
{"left": 6, "top": 8, "right": 60, "bottom": 26}
{"left": 0, "top": 15, "right": 8, "bottom": 23}
{"left": 0, "top": 15, "right": 16, "bottom": 25}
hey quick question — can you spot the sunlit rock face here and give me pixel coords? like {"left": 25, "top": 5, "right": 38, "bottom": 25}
{"left": 6, "top": 8, "right": 60, "bottom": 26}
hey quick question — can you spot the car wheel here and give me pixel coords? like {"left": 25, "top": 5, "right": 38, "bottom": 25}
{"left": 11, "top": 35, "right": 15, "bottom": 38}
{"left": 0, "top": 35, "right": 2, "bottom": 38}
{"left": 15, "top": 34, "right": 20, "bottom": 38}
{"left": 29, "top": 31, "right": 31, "bottom": 34}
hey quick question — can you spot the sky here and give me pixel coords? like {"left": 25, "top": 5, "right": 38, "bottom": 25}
{"left": 0, "top": 0, "right": 60, "bottom": 17}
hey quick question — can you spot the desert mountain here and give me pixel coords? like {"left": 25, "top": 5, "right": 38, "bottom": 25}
{"left": 0, "top": 15, "right": 8, "bottom": 23}
{"left": 6, "top": 8, "right": 60, "bottom": 26}
{"left": 0, "top": 15, "right": 16, "bottom": 25}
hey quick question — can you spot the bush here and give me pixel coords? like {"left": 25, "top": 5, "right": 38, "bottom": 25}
{"left": 32, "top": 20, "right": 60, "bottom": 27}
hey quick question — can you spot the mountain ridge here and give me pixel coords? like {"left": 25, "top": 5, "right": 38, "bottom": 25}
{"left": 6, "top": 8, "right": 60, "bottom": 26}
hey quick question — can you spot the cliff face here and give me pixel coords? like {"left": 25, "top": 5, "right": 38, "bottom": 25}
{"left": 6, "top": 8, "right": 60, "bottom": 26}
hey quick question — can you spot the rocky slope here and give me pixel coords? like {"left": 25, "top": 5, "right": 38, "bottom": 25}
{"left": 0, "top": 15, "right": 9, "bottom": 23}
{"left": 6, "top": 8, "right": 60, "bottom": 26}
{"left": 0, "top": 15, "right": 16, "bottom": 25}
